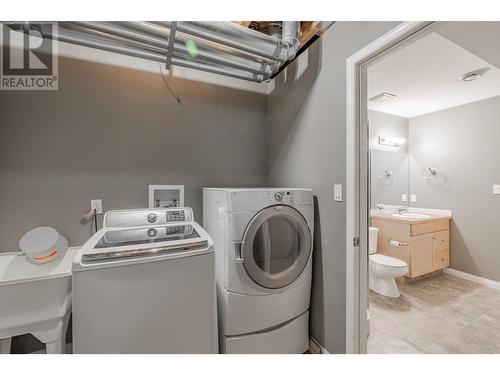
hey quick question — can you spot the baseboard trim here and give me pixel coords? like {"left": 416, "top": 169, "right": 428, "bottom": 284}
{"left": 309, "top": 337, "right": 330, "bottom": 354}
{"left": 443, "top": 268, "right": 500, "bottom": 290}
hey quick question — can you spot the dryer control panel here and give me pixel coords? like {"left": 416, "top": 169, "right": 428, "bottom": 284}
{"left": 263, "top": 190, "right": 313, "bottom": 208}
{"left": 226, "top": 188, "right": 313, "bottom": 212}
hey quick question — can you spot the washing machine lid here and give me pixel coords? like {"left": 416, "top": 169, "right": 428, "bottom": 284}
{"left": 240, "top": 205, "right": 311, "bottom": 289}
{"left": 81, "top": 224, "right": 208, "bottom": 264}
{"left": 94, "top": 224, "right": 200, "bottom": 248}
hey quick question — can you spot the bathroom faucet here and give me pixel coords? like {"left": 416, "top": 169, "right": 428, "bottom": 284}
{"left": 397, "top": 207, "right": 408, "bottom": 214}
{"left": 376, "top": 204, "right": 384, "bottom": 210}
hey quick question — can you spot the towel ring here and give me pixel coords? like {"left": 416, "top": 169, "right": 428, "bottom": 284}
{"left": 422, "top": 167, "right": 438, "bottom": 179}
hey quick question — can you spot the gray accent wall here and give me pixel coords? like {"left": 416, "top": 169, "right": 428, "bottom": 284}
{"left": 267, "top": 22, "right": 400, "bottom": 353}
{"left": 409, "top": 95, "right": 500, "bottom": 282}
{"left": 0, "top": 55, "right": 267, "bottom": 252}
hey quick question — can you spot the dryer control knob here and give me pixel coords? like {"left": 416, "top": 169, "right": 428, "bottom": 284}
{"left": 147, "top": 213, "right": 158, "bottom": 223}
{"left": 274, "top": 192, "right": 284, "bottom": 201}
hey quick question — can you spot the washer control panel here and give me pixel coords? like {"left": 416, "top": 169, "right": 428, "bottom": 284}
{"left": 165, "top": 209, "right": 190, "bottom": 223}
{"left": 104, "top": 207, "right": 194, "bottom": 228}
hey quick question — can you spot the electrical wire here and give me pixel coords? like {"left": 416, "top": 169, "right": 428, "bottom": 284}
{"left": 94, "top": 209, "right": 98, "bottom": 233}
{"left": 159, "top": 63, "right": 183, "bottom": 105}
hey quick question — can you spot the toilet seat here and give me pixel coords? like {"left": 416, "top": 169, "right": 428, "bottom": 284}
{"left": 370, "top": 254, "right": 406, "bottom": 268}
{"left": 370, "top": 254, "right": 407, "bottom": 275}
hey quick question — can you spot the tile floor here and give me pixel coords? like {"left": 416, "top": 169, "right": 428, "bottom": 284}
{"left": 367, "top": 273, "right": 500, "bottom": 354}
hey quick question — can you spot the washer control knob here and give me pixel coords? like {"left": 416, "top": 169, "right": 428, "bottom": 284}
{"left": 147, "top": 213, "right": 157, "bottom": 223}
{"left": 274, "top": 192, "right": 284, "bottom": 201}
{"left": 147, "top": 228, "right": 157, "bottom": 237}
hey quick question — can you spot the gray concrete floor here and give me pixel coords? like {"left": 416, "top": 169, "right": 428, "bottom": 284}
{"left": 368, "top": 273, "right": 500, "bottom": 354}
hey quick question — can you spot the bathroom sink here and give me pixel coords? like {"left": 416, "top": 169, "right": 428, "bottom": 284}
{"left": 392, "top": 213, "right": 431, "bottom": 219}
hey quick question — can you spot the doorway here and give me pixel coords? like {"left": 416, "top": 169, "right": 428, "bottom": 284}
{"left": 347, "top": 21, "right": 500, "bottom": 354}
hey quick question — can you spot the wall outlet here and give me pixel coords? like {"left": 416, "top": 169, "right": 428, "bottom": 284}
{"left": 494, "top": 185, "right": 500, "bottom": 195}
{"left": 402, "top": 194, "right": 408, "bottom": 202}
{"left": 410, "top": 194, "right": 417, "bottom": 203}
{"left": 334, "top": 184, "right": 343, "bottom": 202}
{"left": 91, "top": 199, "right": 103, "bottom": 214}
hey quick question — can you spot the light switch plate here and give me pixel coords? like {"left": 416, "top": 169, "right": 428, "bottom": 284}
{"left": 334, "top": 184, "right": 343, "bottom": 202}
{"left": 402, "top": 194, "right": 407, "bottom": 202}
{"left": 494, "top": 185, "right": 500, "bottom": 195}
{"left": 410, "top": 194, "right": 417, "bottom": 203}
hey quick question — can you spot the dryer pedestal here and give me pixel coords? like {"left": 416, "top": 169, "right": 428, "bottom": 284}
{"left": 224, "top": 311, "right": 309, "bottom": 354}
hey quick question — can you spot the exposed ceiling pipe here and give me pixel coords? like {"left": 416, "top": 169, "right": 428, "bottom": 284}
{"left": 154, "top": 21, "right": 301, "bottom": 62}
{"left": 2, "top": 21, "right": 312, "bottom": 83}
{"left": 65, "top": 22, "right": 275, "bottom": 76}
{"left": 32, "top": 24, "right": 265, "bottom": 82}
{"left": 280, "top": 21, "right": 301, "bottom": 61}
{"left": 125, "top": 22, "right": 277, "bottom": 64}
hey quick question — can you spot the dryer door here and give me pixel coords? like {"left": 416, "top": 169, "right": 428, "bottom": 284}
{"left": 241, "top": 205, "right": 312, "bottom": 289}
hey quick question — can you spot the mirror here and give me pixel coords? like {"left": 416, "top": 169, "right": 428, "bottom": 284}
{"left": 368, "top": 110, "right": 410, "bottom": 209}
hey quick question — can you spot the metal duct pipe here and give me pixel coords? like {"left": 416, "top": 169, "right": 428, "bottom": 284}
{"left": 155, "top": 21, "right": 301, "bottom": 62}
{"left": 125, "top": 22, "right": 276, "bottom": 64}
{"left": 50, "top": 25, "right": 168, "bottom": 63}
{"left": 66, "top": 21, "right": 276, "bottom": 76}
{"left": 2, "top": 21, "right": 310, "bottom": 83}
{"left": 33, "top": 24, "right": 264, "bottom": 82}
{"left": 280, "top": 21, "right": 301, "bottom": 61}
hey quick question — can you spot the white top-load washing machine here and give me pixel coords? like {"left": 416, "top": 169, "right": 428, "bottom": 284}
{"left": 72, "top": 207, "right": 218, "bottom": 354}
{"left": 203, "top": 188, "right": 314, "bottom": 353}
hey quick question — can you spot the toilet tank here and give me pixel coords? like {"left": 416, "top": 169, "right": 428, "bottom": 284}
{"left": 369, "top": 227, "right": 379, "bottom": 254}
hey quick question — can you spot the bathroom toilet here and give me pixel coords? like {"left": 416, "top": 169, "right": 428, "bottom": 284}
{"left": 369, "top": 227, "right": 408, "bottom": 297}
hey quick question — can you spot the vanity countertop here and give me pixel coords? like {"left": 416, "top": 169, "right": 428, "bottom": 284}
{"left": 371, "top": 211, "right": 452, "bottom": 224}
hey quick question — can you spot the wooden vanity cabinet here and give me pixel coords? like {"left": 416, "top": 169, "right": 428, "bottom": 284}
{"left": 371, "top": 218, "right": 450, "bottom": 278}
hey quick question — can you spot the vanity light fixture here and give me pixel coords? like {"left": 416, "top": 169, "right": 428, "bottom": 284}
{"left": 459, "top": 68, "right": 490, "bottom": 82}
{"left": 378, "top": 135, "right": 406, "bottom": 147}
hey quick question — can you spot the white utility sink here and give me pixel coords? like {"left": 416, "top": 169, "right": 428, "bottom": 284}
{"left": 0, "top": 247, "right": 77, "bottom": 354}
{"left": 392, "top": 212, "right": 431, "bottom": 219}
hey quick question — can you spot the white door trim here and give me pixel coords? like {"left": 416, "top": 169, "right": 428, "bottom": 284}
{"left": 345, "top": 21, "right": 431, "bottom": 354}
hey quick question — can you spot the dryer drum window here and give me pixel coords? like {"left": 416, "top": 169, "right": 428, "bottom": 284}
{"left": 241, "top": 205, "right": 312, "bottom": 289}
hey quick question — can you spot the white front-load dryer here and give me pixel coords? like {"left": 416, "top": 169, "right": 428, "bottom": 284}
{"left": 203, "top": 188, "right": 314, "bottom": 354}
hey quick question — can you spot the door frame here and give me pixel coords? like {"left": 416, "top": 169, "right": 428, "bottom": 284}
{"left": 345, "top": 21, "right": 438, "bottom": 353}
